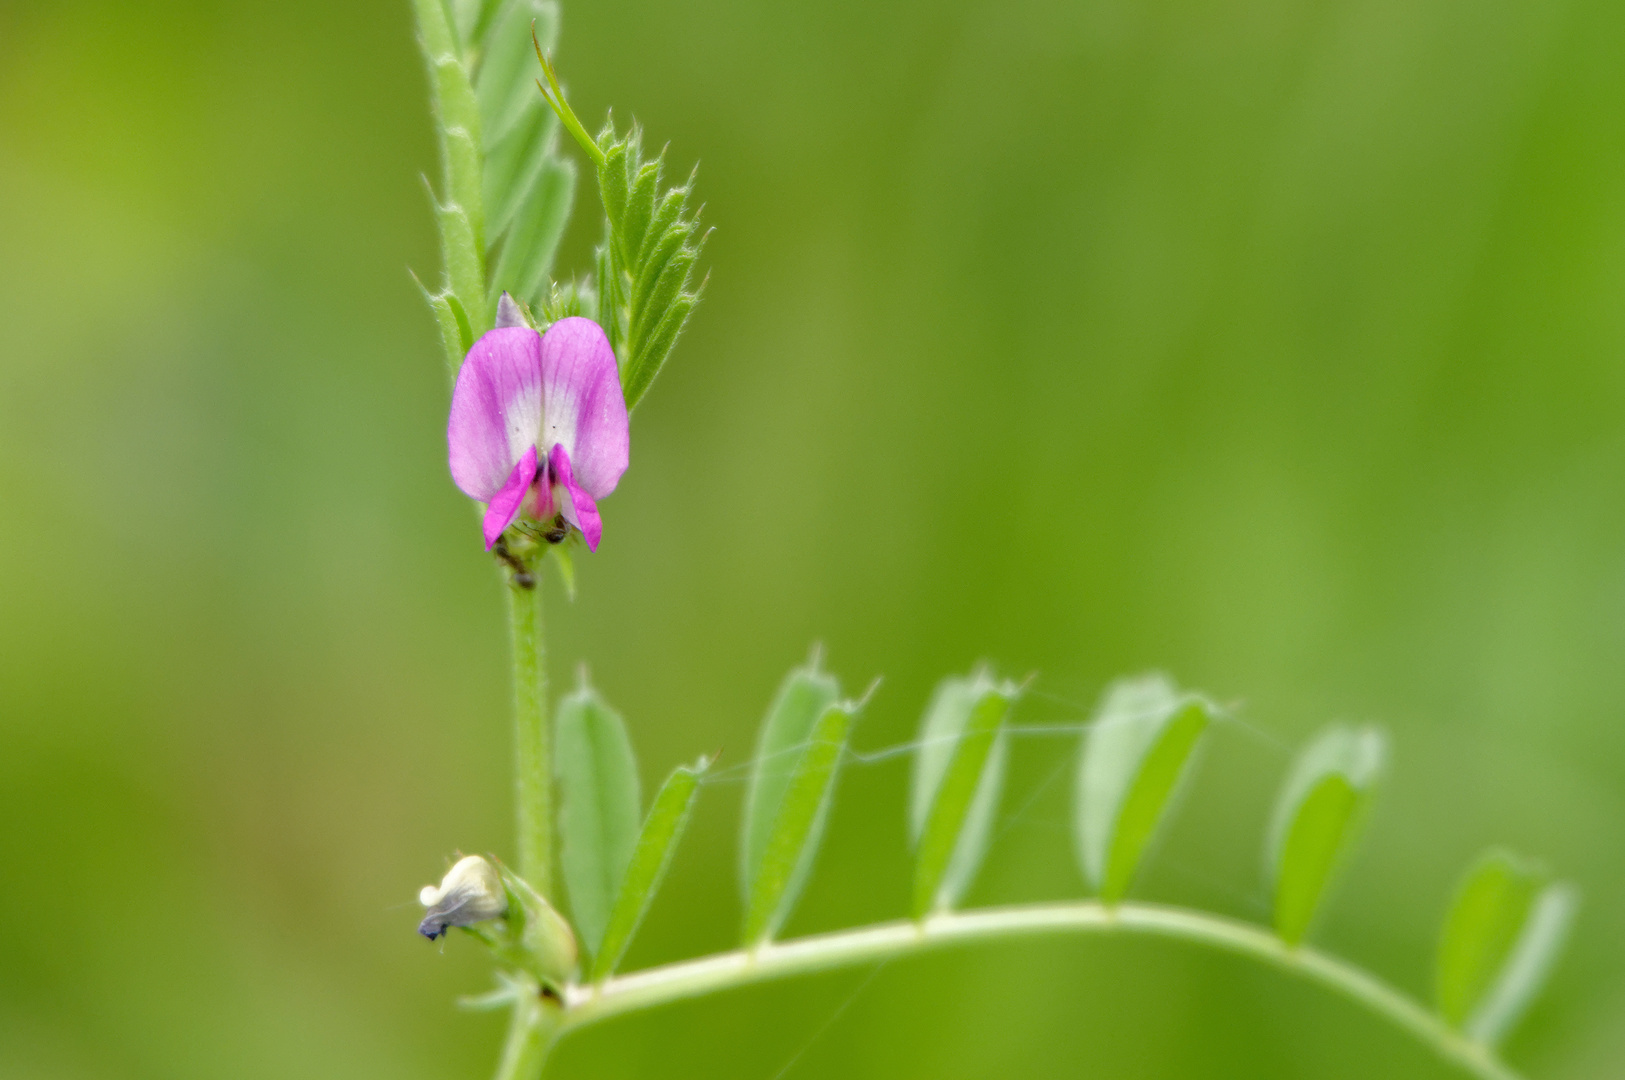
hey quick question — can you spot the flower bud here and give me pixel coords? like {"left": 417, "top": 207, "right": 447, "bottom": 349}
{"left": 494, "top": 291, "right": 531, "bottom": 329}
{"left": 418, "top": 855, "right": 507, "bottom": 940}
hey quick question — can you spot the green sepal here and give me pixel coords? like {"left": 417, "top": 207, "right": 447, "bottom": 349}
{"left": 550, "top": 539, "right": 576, "bottom": 599}
{"left": 460, "top": 860, "right": 578, "bottom": 992}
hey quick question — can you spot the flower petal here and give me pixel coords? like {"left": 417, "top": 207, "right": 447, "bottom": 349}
{"left": 483, "top": 446, "right": 538, "bottom": 550}
{"left": 538, "top": 317, "right": 629, "bottom": 499}
{"left": 549, "top": 444, "right": 603, "bottom": 552}
{"left": 448, "top": 328, "right": 545, "bottom": 499}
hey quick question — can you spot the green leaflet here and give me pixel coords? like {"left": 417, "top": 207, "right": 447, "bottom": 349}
{"left": 483, "top": 104, "right": 560, "bottom": 239}
{"left": 1266, "top": 726, "right": 1386, "bottom": 945}
{"left": 591, "top": 758, "right": 708, "bottom": 980}
{"left": 554, "top": 681, "right": 641, "bottom": 959}
{"left": 587, "top": 124, "right": 706, "bottom": 410}
{"left": 473, "top": 0, "right": 573, "bottom": 311}
{"left": 1437, "top": 849, "right": 1578, "bottom": 1045}
{"left": 742, "top": 699, "right": 858, "bottom": 945}
{"left": 528, "top": 67, "right": 705, "bottom": 410}
{"left": 909, "top": 671, "right": 1018, "bottom": 916}
{"left": 474, "top": 0, "right": 558, "bottom": 151}
{"left": 448, "top": 0, "right": 505, "bottom": 46}
{"left": 1074, "top": 674, "right": 1213, "bottom": 902}
{"left": 740, "top": 656, "right": 841, "bottom": 898}
{"left": 488, "top": 156, "right": 575, "bottom": 309}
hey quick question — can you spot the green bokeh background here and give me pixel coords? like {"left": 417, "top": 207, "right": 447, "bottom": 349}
{"left": 3, "top": 0, "right": 1623, "bottom": 1076}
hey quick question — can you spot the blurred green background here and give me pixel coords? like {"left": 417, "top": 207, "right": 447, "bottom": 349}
{"left": 3, "top": 0, "right": 1623, "bottom": 1076}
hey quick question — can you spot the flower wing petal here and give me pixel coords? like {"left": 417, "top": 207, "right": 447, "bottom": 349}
{"left": 482, "top": 446, "right": 538, "bottom": 550}
{"left": 538, "top": 317, "right": 629, "bottom": 499}
{"left": 549, "top": 444, "right": 603, "bottom": 552}
{"left": 448, "top": 328, "right": 545, "bottom": 499}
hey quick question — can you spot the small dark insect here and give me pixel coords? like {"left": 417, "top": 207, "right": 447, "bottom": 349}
{"left": 492, "top": 535, "right": 536, "bottom": 588}
{"left": 542, "top": 515, "right": 569, "bottom": 544}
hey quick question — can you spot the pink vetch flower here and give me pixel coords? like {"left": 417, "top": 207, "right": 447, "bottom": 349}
{"left": 447, "top": 303, "right": 629, "bottom": 553}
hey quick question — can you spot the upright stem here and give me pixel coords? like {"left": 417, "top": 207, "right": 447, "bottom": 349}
{"left": 491, "top": 994, "right": 555, "bottom": 1080}
{"left": 507, "top": 574, "right": 551, "bottom": 894}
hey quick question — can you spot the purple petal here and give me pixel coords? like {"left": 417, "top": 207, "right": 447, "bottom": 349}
{"left": 549, "top": 444, "right": 603, "bottom": 552}
{"left": 483, "top": 446, "right": 538, "bottom": 550}
{"left": 538, "top": 317, "right": 629, "bottom": 499}
{"left": 448, "top": 328, "right": 545, "bottom": 500}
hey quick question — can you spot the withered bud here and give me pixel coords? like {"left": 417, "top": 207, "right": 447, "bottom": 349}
{"left": 418, "top": 855, "right": 507, "bottom": 940}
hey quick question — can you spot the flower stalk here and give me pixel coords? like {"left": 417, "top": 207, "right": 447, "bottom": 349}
{"left": 508, "top": 566, "right": 552, "bottom": 895}
{"left": 492, "top": 995, "right": 555, "bottom": 1080}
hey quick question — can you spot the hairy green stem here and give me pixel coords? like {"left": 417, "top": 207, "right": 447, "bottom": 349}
{"left": 508, "top": 576, "right": 551, "bottom": 895}
{"left": 491, "top": 992, "right": 555, "bottom": 1080}
{"left": 554, "top": 902, "right": 1522, "bottom": 1080}
{"left": 413, "top": 0, "right": 488, "bottom": 360}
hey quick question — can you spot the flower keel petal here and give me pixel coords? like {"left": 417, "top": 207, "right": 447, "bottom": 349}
{"left": 549, "top": 444, "right": 603, "bottom": 552}
{"left": 483, "top": 446, "right": 538, "bottom": 550}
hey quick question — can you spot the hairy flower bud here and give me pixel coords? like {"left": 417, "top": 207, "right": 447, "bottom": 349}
{"left": 418, "top": 855, "right": 507, "bottom": 940}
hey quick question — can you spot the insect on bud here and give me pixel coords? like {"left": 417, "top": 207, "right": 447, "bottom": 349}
{"left": 418, "top": 855, "right": 508, "bottom": 940}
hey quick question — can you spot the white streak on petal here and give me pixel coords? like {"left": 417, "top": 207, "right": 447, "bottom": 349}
{"left": 447, "top": 328, "right": 545, "bottom": 499}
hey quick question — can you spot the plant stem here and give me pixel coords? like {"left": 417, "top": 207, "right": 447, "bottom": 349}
{"left": 412, "top": 0, "right": 488, "bottom": 370}
{"left": 555, "top": 901, "right": 1523, "bottom": 1080}
{"left": 507, "top": 574, "right": 551, "bottom": 895}
{"left": 491, "top": 994, "right": 553, "bottom": 1080}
